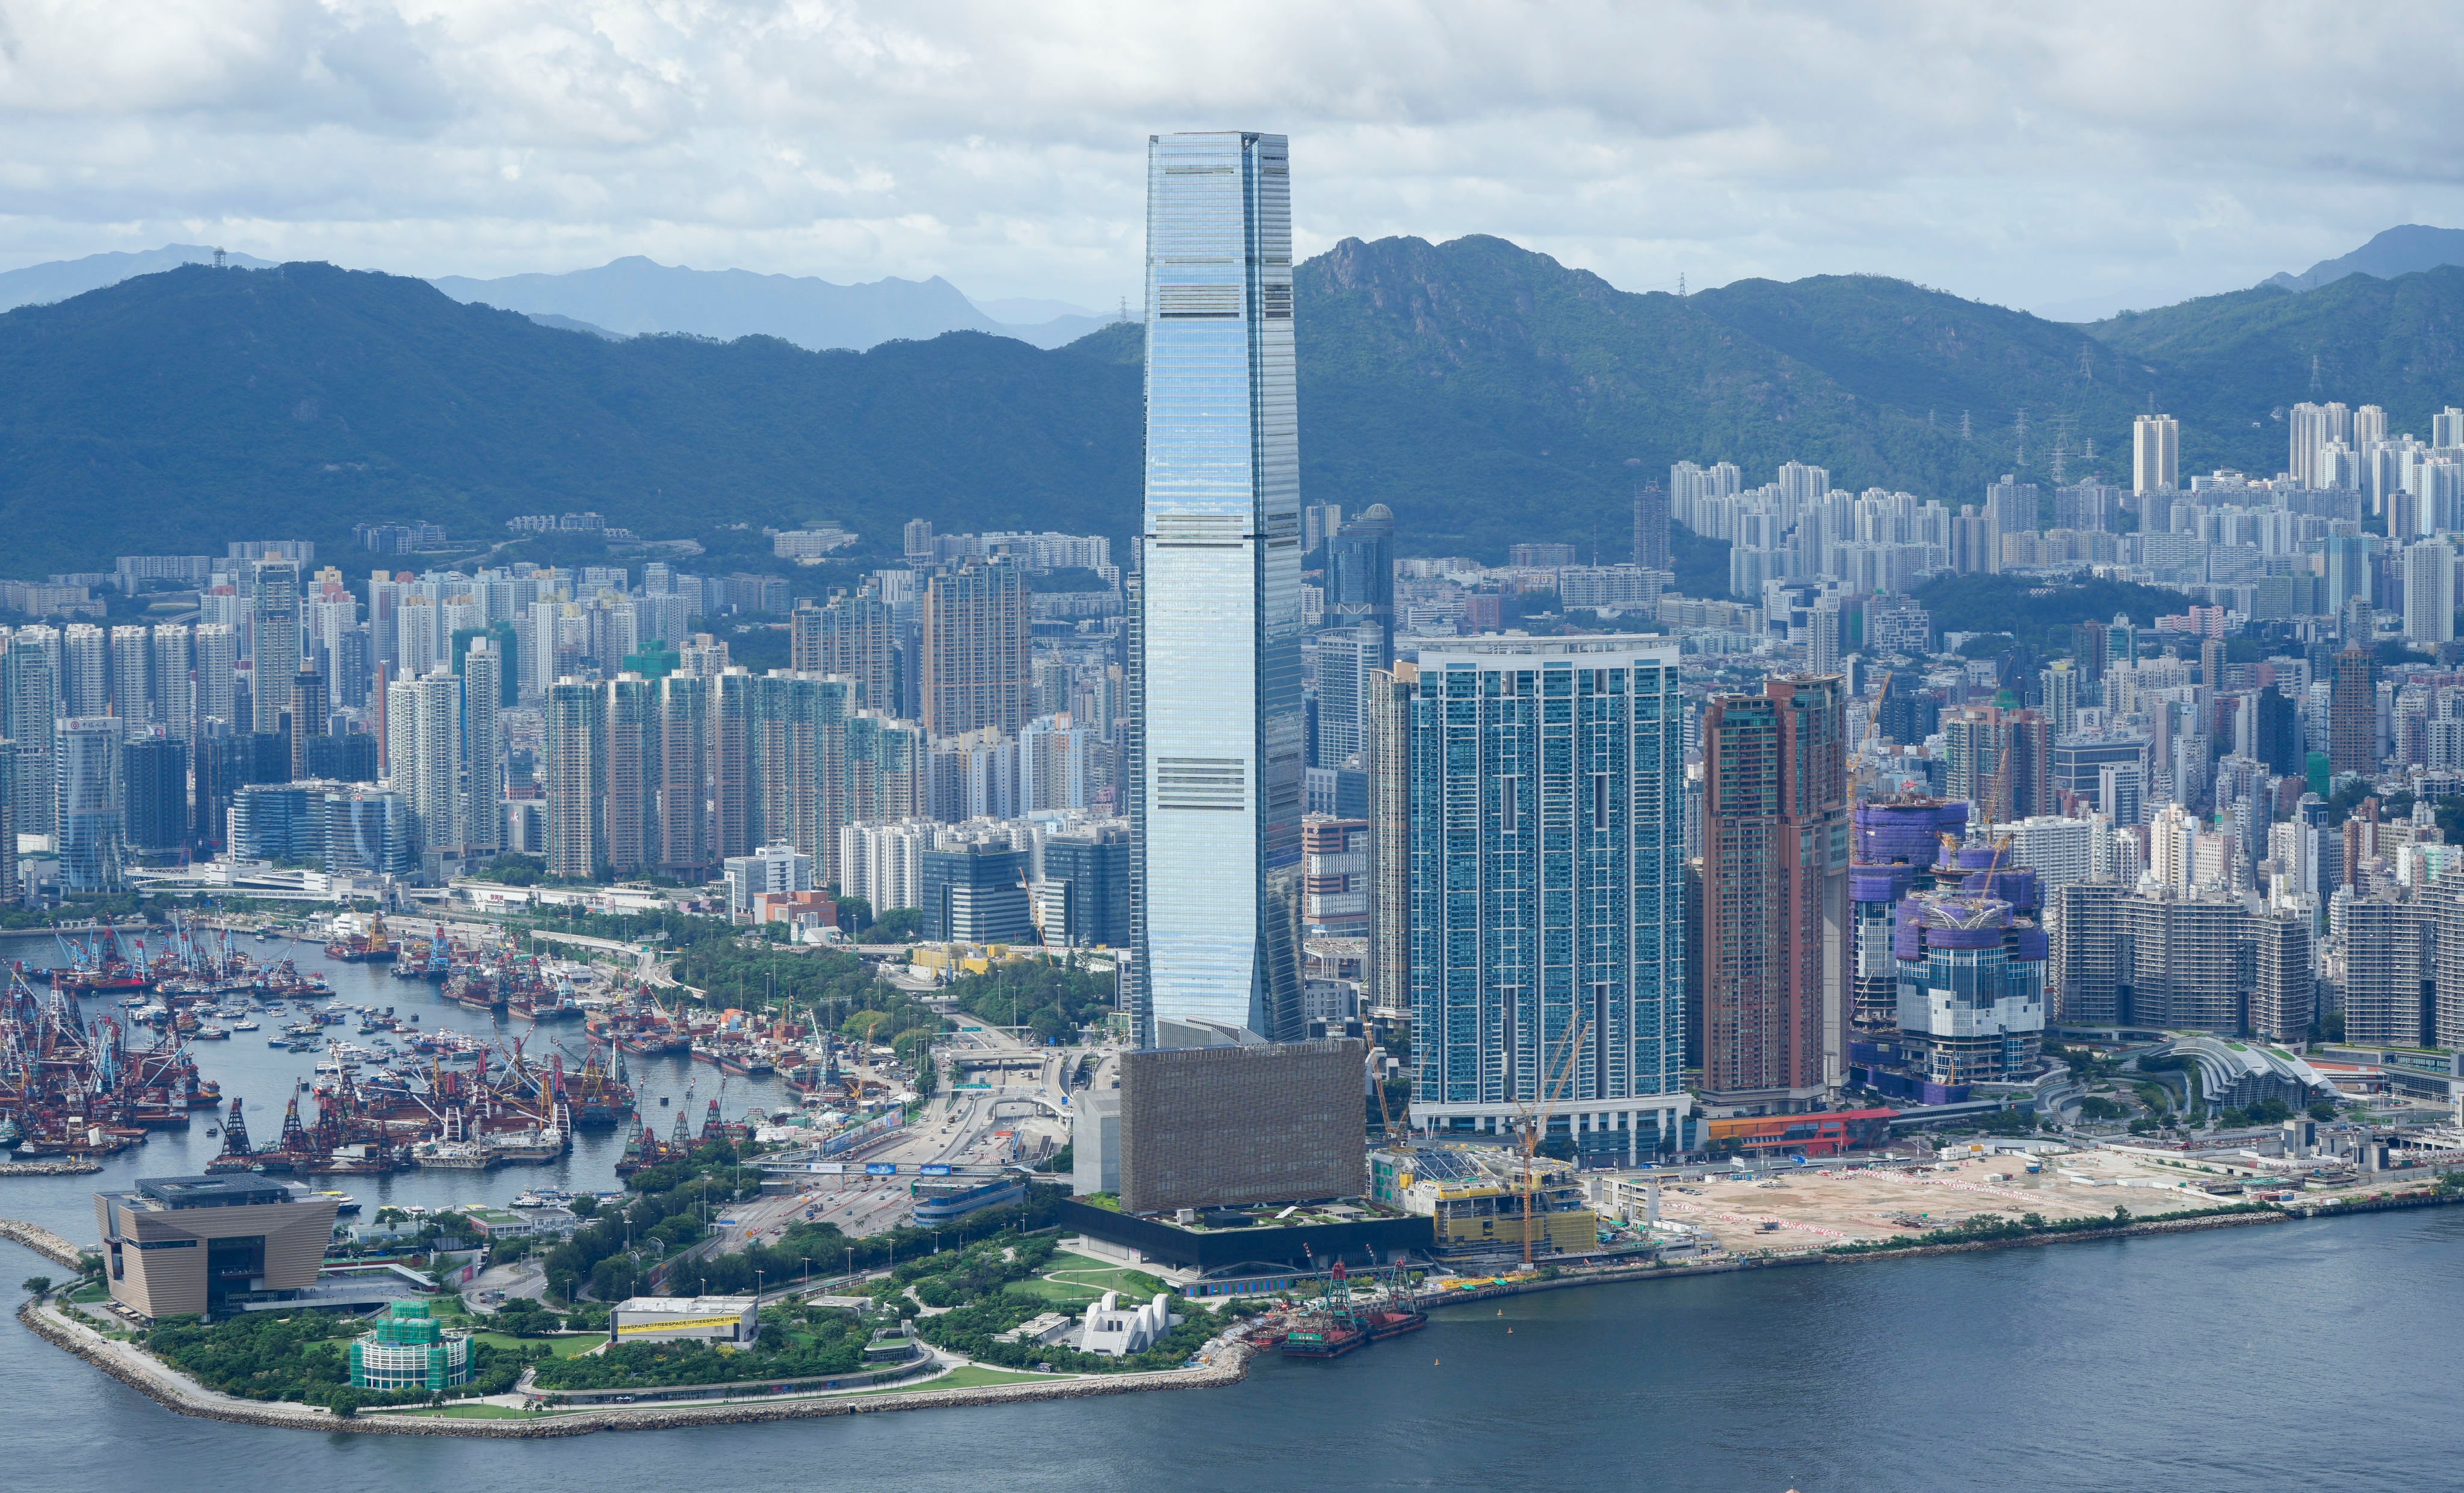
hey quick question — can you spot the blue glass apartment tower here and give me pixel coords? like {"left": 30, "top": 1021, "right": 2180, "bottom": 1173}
{"left": 1406, "top": 638, "right": 1691, "bottom": 1163}
{"left": 1132, "top": 131, "right": 1306, "bottom": 1043}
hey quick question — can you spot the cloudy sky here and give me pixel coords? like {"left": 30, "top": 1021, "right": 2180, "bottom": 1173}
{"left": 4, "top": 0, "right": 2461, "bottom": 316}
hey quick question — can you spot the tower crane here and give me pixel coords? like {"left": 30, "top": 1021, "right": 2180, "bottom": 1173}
{"left": 1510, "top": 1015, "right": 1590, "bottom": 1270}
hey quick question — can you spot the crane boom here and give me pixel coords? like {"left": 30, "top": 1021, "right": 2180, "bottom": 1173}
{"left": 1516, "top": 1016, "right": 1590, "bottom": 1269}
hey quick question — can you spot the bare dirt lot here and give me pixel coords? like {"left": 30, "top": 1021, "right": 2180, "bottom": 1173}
{"left": 1652, "top": 1148, "right": 2306, "bottom": 1253}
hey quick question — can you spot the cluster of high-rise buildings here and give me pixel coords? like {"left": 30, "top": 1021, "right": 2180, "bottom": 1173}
{"left": 26, "top": 129, "right": 2464, "bottom": 1169}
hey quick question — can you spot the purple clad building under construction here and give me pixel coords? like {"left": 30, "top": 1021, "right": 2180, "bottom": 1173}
{"left": 1848, "top": 801, "right": 2049, "bottom": 1100}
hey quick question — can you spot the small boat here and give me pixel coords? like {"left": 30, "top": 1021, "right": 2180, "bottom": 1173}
{"left": 232, "top": 1019, "right": 259, "bottom": 1032}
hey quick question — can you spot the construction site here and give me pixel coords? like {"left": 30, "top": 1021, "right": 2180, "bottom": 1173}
{"left": 1586, "top": 1142, "right": 2405, "bottom": 1257}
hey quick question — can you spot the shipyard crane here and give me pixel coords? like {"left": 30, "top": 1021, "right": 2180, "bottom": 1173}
{"left": 1510, "top": 1015, "right": 1590, "bottom": 1269}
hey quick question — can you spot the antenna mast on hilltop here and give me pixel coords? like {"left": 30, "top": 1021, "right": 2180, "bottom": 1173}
{"left": 212, "top": 247, "right": 226, "bottom": 269}
{"left": 1679, "top": 271, "right": 1687, "bottom": 297}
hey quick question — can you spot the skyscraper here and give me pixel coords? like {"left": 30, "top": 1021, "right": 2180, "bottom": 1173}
{"left": 121, "top": 732, "right": 188, "bottom": 860}
{"left": 1632, "top": 482, "right": 1670, "bottom": 573}
{"left": 386, "top": 671, "right": 463, "bottom": 860}
{"left": 1325, "top": 502, "right": 1395, "bottom": 666}
{"left": 253, "top": 558, "right": 303, "bottom": 730}
{"left": 1406, "top": 638, "right": 1690, "bottom": 1162}
{"left": 602, "top": 673, "right": 657, "bottom": 875}
{"left": 656, "top": 673, "right": 712, "bottom": 879}
{"left": 463, "top": 637, "right": 505, "bottom": 855}
{"left": 791, "top": 585, "right": 897, "bottom": 710}
{"left": 1365, "top": 662, "right": 1415, "bottom": 1017}
{"left": 55, "top": 716, "right": 124, "bottom": 891}
{"left": 1699, "top": 675, "right": 1849, "bottom": 1109}
{"left": 110, "top": 624, "right": 152, "bottom": 725}
{"left": 152, "top": 624, "right": 194, "bottom": 743}
{"left": 4, "top": 629, "right": 58, "bottom": 839}
{"left": 286, "top": 657, "right": 327, "bottom": 783}
{"left": 919, "top": 559, "right": 1031, "bottom": 737}
{"left": 61, "top": 623, "right": 108, "bottom": 718}
{"left": 1132, "top": 129, "right": 1305, "bottom": 1043}
{"left": 1309, "top": 623, "right": 1381, "bottom": 769}
{"left": 2330, "top": 644, "right": 2376, "bottom": 776}
{"left": 193, "top": 623, "right": 238, "bottom": 734}
{"left": 1942, "top": 704, "right": 2052, "bottom": 825}
{"left": 2404, "top": 538, "right": 2457, "bottom": 645}
{"left": 2132, "top": 413, "right": 2179, "bottom": 496}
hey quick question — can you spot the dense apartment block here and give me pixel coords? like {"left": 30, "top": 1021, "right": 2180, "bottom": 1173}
{"left": 1699, "top": 674, "right": 1849, "bottom": 1111}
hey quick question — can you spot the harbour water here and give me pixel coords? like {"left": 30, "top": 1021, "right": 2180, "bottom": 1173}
{"left": 0, "top": 927, "right": 796, "bottom": 1239}
{"left": 6, "top": 938, "right": 2463, "bottom": 1490}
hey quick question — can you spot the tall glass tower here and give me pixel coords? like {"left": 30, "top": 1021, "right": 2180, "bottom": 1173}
{"left": 1133, "top": 131, "right": 1304, "bottom": 1042}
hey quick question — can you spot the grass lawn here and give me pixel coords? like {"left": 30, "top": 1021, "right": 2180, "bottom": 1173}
{"left": 1043, "top": 1265, "right": 1170, "bottom": 1296}
{"left": 853, "top": 1364, "right": 1064, "bottom": 1394}
{"left": 1004, "top": 1278, "right": 1105, "bottom": 1304}
{"left": 474, "top": 1331, "right": 601, "bottom": 1358}
{"left": 407, "top": 1403, "right": 530, "bottom": 1419}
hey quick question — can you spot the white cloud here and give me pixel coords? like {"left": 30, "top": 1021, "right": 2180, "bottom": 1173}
{"left": 1, "top": 0, "right": 2461, "bottom": 309}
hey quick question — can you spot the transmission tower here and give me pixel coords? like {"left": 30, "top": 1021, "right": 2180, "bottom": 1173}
{"left": 1961, "top": 411, "right": 1972, "bottom": 441}
{"left": 2015, "top": 408, "right": 2030, "bottom": 467}
{"left": 2310, "top": 353, "right": 2323, "bottom": 395}
{"left": 2049, "top": 413, "right": 2072, "bottom": 483}
{"left": 2077, "top": 344, "right": 2093, "bottom": 383}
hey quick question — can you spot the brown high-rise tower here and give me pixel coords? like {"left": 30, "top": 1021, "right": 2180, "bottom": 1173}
{"left": 1699, "top": 674, "right": 1849, "bottom": 1109}
{"left": 2329, "top": 644, "right": 2375, "bottom": 777}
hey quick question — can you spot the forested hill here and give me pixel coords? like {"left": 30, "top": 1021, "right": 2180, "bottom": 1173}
{"left": 0, "top": 262, "right": 1140, "bottom": 574}
{"left": 8, "top": 239, "right": 2464, "bottom": 574}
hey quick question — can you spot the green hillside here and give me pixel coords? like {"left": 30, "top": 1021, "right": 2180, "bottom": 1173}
{"left": 6, "top": 240, "right": 2464, "bottom": 577}
{"left": 0, "top": 262, "right": 1141, "bottom": 573}
{"left": 2085, "top": 266, "right": 2464, "bottom": 474}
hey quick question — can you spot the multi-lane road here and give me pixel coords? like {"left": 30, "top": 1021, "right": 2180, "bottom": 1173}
{"left": 715, "top": 1013, "right": 1107, "bottom": 1252}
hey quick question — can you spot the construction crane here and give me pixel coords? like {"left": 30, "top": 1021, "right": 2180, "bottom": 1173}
{"left": 1369, "top": 1045, "right": 1401, "bottom": 1141}
{"left": 1510, "top": 1016, "right": 1590, "bottom": 1269}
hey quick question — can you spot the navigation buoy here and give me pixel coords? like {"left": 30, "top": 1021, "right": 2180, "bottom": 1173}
{"left": 1507, "top": 1328, "right": 1513, "bottom": 1334}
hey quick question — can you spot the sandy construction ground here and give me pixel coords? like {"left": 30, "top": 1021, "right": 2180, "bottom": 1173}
{"left": 1650, "top": 1148, "right": 2308, "bottom": 1254}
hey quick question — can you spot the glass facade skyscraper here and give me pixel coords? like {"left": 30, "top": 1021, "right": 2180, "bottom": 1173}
{"left": 1132, "top": 130, "right": 1305, "bottom": 1042}
{"left": 1406, "top": 638, "right": 1690, "bottom": 1163}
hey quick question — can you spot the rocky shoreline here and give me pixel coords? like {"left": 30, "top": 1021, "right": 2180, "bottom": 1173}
{"left": 0, "top": 1160, "right": 103, "bottom": 1178}
{"left": 0, "top": 1217, "right": 86, "bottom": 1268}
{"left": 11, "top": 1191, "right": 2453, "bottom": 1438}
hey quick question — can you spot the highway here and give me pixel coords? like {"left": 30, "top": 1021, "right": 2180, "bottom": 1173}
{"left": 715, "top": 1014, "right": 1104, "bottom": 1249}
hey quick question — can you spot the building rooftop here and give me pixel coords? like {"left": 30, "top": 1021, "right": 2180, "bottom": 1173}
{"left": 125, "top": 1175, "right": 307, "bottom": 1210}
{"left": 613, "top": 1294, "right": 756, "bottom": 1315}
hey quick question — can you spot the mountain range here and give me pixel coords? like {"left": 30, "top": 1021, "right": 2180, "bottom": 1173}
{"left": 2264, "top": 225, "right": 2464, "bottom": 293}
{"left": 7, "top": 232, "right": 2464, "bottom": 575}
{"left": 0, "top": 247, "right": 1112, "bottom": 351}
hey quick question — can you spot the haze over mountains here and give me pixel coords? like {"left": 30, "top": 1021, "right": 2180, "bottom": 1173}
{"left": 0, "top": 248, "right": 1112, "bottom": 351}
{"left": 5, "top": 229, "right": 2464, "bottom": 574}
